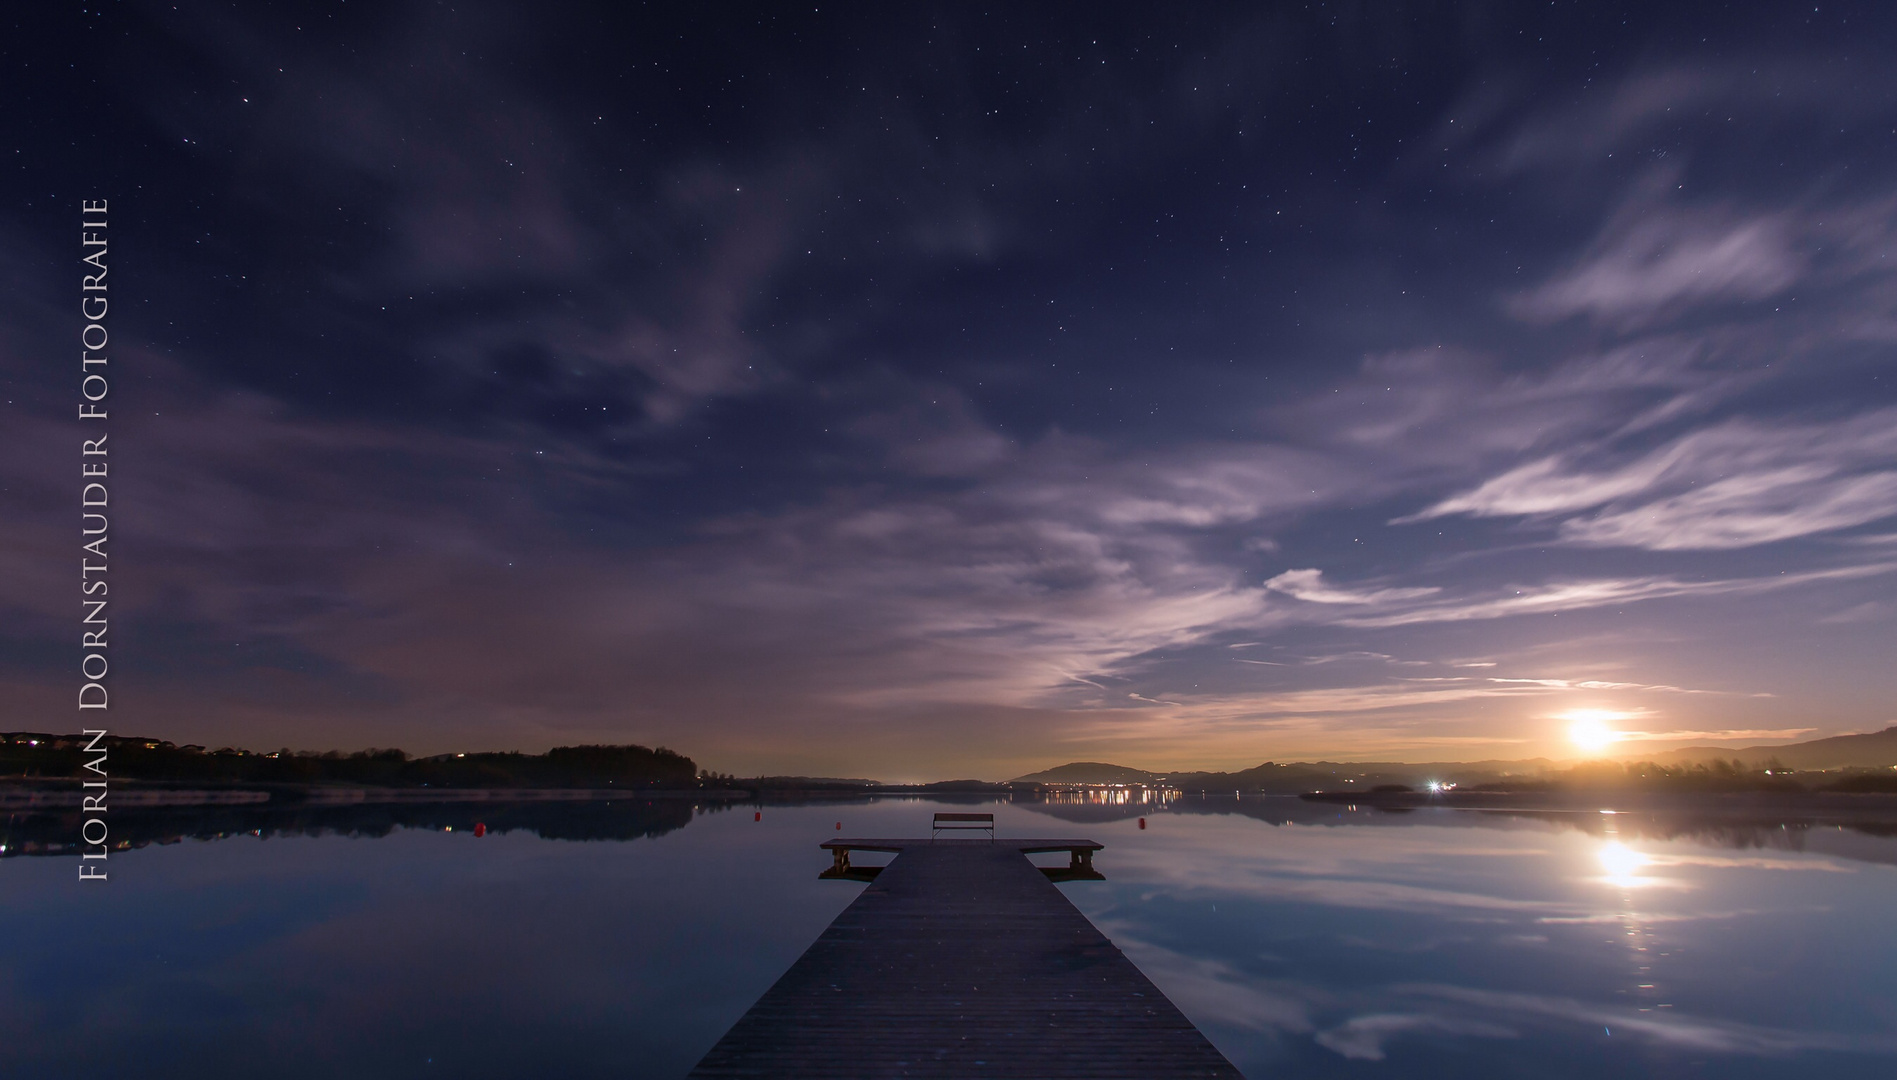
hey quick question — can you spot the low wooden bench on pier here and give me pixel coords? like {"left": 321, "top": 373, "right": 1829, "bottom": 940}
{"left": 931, "top": 811, "right": 995, "bottom": 841}
{"left": 825, "top": 835, "right": 1097, "bottom": 882}
{"left": 689, "top": 830, "right": 1239, "bottom": 1079}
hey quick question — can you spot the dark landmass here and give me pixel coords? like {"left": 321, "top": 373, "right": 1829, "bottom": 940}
{"left": 1014, "top": 759, "right": 1554, "bottom": 794}
{"left": 13, "top": 723, "right": 1894, "bottom": 807}
{"left": 736, "top": 778, "right": 1028, "bottom": 804}
{"left": 1643, "top": 725, "right": 1897, "bottom": 770}
{"left": 1013, "top": 728, "right": 1897, "bottom": 793}
{"left": 901, "top": 779, "right": 1030, "bottom": 793}
{"left": 1012, "top": 762, "right": 1165, "bottom": 786}
{"left": 0, "top": 735, "right": 1039, "bottom": 819}
{"left": 1301, "top": 757, "right": 1897, "bottom": 802}
{"left": 2, "top": 732, "right": 698, "bottom": 789}
{"left": 745, "top": 776, "right": 882, "bottom": 788}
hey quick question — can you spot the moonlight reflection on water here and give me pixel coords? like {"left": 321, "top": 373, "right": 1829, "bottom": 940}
{"left": 3, "top": 794, "right": 1894, "bottom": 1078}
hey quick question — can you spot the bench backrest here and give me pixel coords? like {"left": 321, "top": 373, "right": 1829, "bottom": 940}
{"left": 931, "top": 812, "right": 995, "bottom": 841}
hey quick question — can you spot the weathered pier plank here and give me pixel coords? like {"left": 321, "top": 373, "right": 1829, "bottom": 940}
{"left": 689, "top": 839, "right": 1240, "bottom": 1079}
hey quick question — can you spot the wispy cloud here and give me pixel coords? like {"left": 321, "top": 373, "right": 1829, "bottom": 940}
{"left": 1264, "top": 569, "right": 1439, "bottom": 605}
{"left": 1564, "top": 471, "right": 1897, "bottom": 550}
{"left": 1316, "top": 1012, "right": 1516, "bottom": 1061}
{"left": 12, "top": 11, "right": 1897, "bottom": 775}
{"left": 1510, "top": 200, "right": 1803, "bottom": 327}
{"left": 1400, "top": 984, "right": 1897, "bottom": 1056}
{"left": 1403, "top": 411, "right": 1897, "bottom": 550}
{"left": 1640, "top": 853, "right": 1855, "bottom": 873}
{"left": 1162, "top": 672, "right": 1740, "bottom": 725}
{"left": 1089, "top": 945, "right": 1316, "bottom": 1037}
{"left": 1536, "top": 908, "right": 1778, "bottom": 926}
{"left": 1262, "top": 565, "right": 1895, "bottom": 630}
{"left": 1610, "top": 727, "right": 1813, "bottom": 743}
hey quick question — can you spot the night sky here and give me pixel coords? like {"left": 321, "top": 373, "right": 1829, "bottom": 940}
{"left": 6, "top": 3, "right": 1896, "bottom": 778}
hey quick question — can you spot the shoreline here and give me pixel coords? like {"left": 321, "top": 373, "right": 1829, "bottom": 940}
{"left": 0, "top": 780, "right": 750, "bottom": 810}
{"left": 1297, "top": 788, "right": 1897, "bottom": 815}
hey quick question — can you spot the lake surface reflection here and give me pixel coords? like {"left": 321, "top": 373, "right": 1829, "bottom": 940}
{"left": 5, "top": 795, "right": 1894, "bottom": 1078}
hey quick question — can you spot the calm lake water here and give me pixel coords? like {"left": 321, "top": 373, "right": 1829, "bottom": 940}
{"left": 5, "top": 794, "right": 1895, "bottom": 1078}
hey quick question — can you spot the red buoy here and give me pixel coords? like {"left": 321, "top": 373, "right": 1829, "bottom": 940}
{"left": 474, "top": 822, "right": 487, "bottom": 838}
{"left": 835, "top": 822, "right": 842, "bottom": 831}
{"left": 754, "top": 811, "right": 762, "bottom": 822}
{"left": 1138, "top": 817, "right": 1146, "bottom": 830}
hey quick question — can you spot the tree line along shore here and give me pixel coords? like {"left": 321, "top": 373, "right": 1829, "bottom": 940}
{"left": 1, "top": 733, "right": 700, "bottom": 790}
{"left": 6, "top": 730, "right": 1897, "bottom": 796}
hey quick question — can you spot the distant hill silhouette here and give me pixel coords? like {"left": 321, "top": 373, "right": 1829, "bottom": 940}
{"left": 1013, "top": 759, "right": 1558, "bottom": 793}
{"left": 1012, "top": 761, "right": 1160, "bottom": 785}
{"left": 1644, "top": 726, "right": 1897, "bottom": 770}
{"left": 1010, "top": 731, "right": 1897, "bottom": 793}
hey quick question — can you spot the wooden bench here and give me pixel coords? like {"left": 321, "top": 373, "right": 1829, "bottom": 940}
{"left": 931, "top": 812, "right": 994, "bottom": 841}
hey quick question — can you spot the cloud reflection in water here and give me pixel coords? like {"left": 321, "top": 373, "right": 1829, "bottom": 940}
{"left": 1041, "top": 798, "right": 1897, "bottom": 1076}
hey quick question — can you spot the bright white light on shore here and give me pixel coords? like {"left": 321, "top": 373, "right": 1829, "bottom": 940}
{"left": 1564, "top": 709, "right": 1624, "bottom": 753}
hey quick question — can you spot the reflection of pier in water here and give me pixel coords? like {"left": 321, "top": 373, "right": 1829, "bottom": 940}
{"left": 691, "top": 827, "right": 1238, "bottom": 1079}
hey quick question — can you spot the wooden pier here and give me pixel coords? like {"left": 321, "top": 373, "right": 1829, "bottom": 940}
{"left": 689, "top": 836, "right": 1240, "bottom": 1078}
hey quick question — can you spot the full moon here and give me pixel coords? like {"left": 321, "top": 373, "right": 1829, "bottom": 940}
{"left": 1567, "top": 713, "right": 1621, "bottom": 754}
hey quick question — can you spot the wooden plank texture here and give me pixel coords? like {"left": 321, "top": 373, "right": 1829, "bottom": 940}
{"left": 689, "top": 842, "right": 1241, "bottom": 1078}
